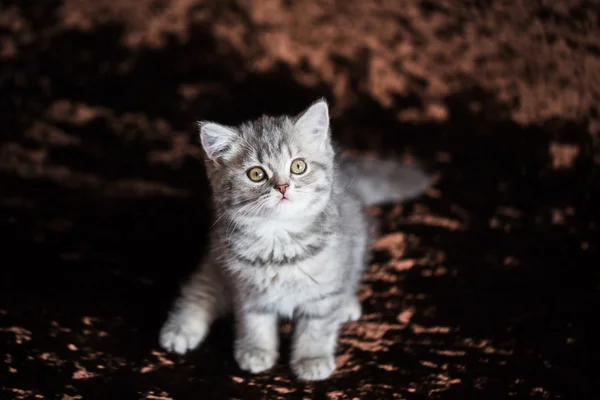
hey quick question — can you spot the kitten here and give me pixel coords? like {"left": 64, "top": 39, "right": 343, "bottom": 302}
{"left": 159, "top": 99, "right": 431, "bottom": 380}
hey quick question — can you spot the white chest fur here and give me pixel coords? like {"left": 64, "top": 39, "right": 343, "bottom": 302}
{"left": 245, "top": 222, "right": 305, "bottom": 262}
{"left": 226, "top": 218, "right": 341, "bottom": 318}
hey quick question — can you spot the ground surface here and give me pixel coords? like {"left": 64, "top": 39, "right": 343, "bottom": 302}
{"left": 1, "top": 1, "right": 599, "bottom": 399}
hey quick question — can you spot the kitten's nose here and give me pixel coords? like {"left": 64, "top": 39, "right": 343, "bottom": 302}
{"left": 275, "top": 183, "right": 289, "bottom": 195}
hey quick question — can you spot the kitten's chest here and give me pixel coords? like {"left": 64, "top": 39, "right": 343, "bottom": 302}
{"left": 226, "top": 220, "right": 338, "bottom": 310}
{"left": 232, "top": 223, "right": 311, "bottom": 262}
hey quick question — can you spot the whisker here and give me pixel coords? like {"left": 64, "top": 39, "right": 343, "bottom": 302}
{"left": 292, "top": 191, "right": 343, "bottom": 238}
{"left": 209, "top": 198, "right": 255, "bottom": 229}
{"left": 226, "top": 196, "right": 269, "bottom": 244}
{"left": 296, "top": 264, "right": 319, "bottom": 285}
{"left": 224, "top": 200, "right": 259, "bottom": 239}
{"left": 339, "top": 172, "right": 357, "bottom": 195}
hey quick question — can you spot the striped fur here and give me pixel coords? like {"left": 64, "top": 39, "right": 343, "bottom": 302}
{"left": 159, "top": 99, "right": 431, "bottom": 380}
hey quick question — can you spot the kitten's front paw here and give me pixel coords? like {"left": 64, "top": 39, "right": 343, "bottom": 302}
{"left": 291, "top": 356, "right": 335, "bottom": 381}
{"left": 234, "top": 347, "right": 278, "bottom": 374}
{"left": 159, "top": 316, "right": 208, "bottom": 355}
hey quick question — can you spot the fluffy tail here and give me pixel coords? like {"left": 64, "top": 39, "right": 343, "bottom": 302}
{"left": 339, "top": 157, "right": 432, "bottom": 206}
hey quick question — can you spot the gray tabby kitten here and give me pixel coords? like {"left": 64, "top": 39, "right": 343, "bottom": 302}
{"left": 159, "top": 99, "right": 431, "bottom": 380}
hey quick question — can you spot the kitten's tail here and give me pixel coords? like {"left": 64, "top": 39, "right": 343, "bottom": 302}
{"left": 339, "top": 157, "right": 432, "bottom": 206}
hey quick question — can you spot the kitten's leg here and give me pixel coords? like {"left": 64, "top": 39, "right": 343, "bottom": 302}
{"left": 291, "top": 292, "right": 352, "bottom": 381}
{"left": 291, "top": 311, "right": 342, "bottom": 381}
{"left": 234, "top": 311, "right": 279, "bottom": 373}
{"left": 160, "top": 263, "right": 228, "bottom": 354}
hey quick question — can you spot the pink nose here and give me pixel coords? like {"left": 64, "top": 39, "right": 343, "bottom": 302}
{"left": 275, "top": 184, "right": 289, "bottom": 195}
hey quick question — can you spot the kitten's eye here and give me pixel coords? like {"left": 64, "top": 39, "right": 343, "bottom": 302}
{"left": 290, "top": 159, "right": 307, "bottom": 175}
{"left": 247, "top": 167, "right": 267, "bottom": 182}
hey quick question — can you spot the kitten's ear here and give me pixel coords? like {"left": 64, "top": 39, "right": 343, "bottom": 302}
{"left": 198, "top": 121, "right": 239, "bottom": 163}
{"left": 294, "top": 99, "right": 330, "bottom": 141}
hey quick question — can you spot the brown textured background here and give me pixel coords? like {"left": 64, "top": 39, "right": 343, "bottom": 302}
{"left": 1, "top": 1, "right": 599, "bottom": 399}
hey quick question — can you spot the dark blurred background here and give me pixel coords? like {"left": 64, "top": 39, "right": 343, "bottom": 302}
{"left": 1, "top": 1, "right": 599, "bottom": 399}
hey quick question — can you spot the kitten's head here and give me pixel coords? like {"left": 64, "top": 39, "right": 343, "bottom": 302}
{"left": 199, "top": 99, "right": 334, "bottom": 219}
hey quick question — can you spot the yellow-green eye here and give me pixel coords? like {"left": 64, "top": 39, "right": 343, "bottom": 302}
{"left": 247, "top": 167, "right": 266, "bottom": 182}
{"left": 290, "top": 159, "right": 307, "bottom": 175}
